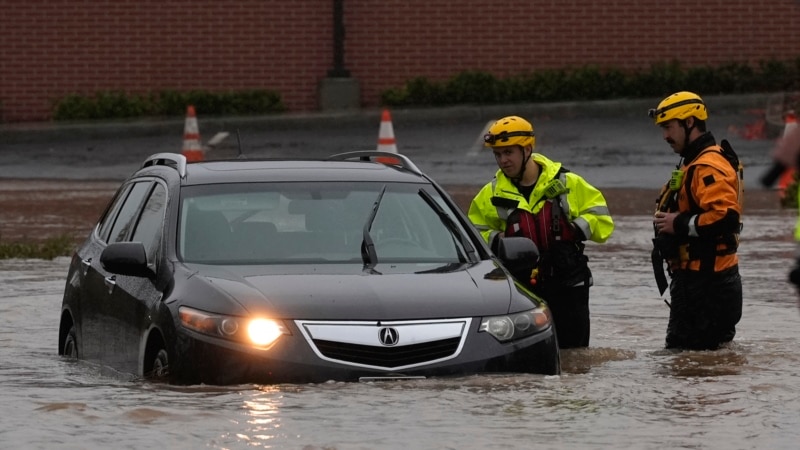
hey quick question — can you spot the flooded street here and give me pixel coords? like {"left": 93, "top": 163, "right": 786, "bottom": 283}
{"left": 3, "top": 96, "right": 799, "bottom": 448}
{"left": 3, "top": 212, "right": 800, "bottom": 449}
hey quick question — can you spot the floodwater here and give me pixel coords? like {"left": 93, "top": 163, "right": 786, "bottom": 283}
{"left": 3, "top": 212, "right": 800, "bottom": 449}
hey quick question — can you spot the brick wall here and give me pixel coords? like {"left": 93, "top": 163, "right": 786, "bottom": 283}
{"left": 2, "top": 0, "right": 799, "bottom": 122}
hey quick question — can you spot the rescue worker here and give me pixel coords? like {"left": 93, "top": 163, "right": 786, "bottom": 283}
{"left": 650, "top": 91, "right": 744, "bottom": 350}
{"left": 764, "top": 112, "right": 800, "bottom": 297}
{"left": 468, "top": 115, "right": 614, "bottom": 348}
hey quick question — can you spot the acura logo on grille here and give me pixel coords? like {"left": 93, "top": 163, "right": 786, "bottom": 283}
{"left": 379, "top": 327, "right": 399, "bottom": 346}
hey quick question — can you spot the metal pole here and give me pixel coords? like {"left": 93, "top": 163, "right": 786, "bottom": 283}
{"left": 328, "top": 0, "right": 350, "bottom": 77}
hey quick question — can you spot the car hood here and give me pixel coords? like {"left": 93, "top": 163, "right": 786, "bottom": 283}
{"left": 185, "top": 260, "right": 528, "bottom": 320}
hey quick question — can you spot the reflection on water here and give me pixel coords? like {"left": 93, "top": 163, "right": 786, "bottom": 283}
{"left": 653, "top": 346, "right": 749, "bottom": 378}
{"left": 3, "top": 215, "right": 800, "bottom": 449}
{"left": 561, "top": 347, "right": 637, "bottom": 374}
{"left": 240, "top": 387, "right": 284, "bottom": 447}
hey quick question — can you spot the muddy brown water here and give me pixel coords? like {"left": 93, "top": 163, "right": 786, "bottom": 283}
{"left": 2, "top": 179, "right": 800, "bottom": 449}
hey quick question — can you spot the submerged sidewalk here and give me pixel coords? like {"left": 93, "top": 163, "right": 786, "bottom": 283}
{"left": 0, "top": 93, "right": 776, "bottom": 145}
{"left": 0, "top": 92, "right": 786, "bottom": 194}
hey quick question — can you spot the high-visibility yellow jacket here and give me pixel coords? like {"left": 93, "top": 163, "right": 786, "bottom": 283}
{"left": 795, "top": 183, "right": 800, "bottom": 241}
{"left": 468, "top": 153, "right": 614, "bottom": 247}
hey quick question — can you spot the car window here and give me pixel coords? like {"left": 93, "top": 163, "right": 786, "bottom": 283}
{"left": 107, "top": 181, "right": 152, "bottom": 244}
{"left": 97, "top": 184, "right": 133, "bottom": 242}
{"left": 179, "top": 182, "right": 471, "bottom": 265}
{"left": 131, "top": 182, "right": 167, "bottom": 264}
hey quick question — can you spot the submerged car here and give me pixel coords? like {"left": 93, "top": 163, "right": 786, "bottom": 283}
{"left": 58, "top": 151, "right": 559, "bottom": 384}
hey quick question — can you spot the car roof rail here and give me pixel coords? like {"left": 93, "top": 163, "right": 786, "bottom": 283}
{"left": 141, "top": 153, "right": 187, "bottom": 178}
{"left": 327, "top": 151, "right": 423, "bottom": 176}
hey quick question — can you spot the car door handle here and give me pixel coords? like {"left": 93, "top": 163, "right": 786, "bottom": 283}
{"left": 80, "top": 257, "right": 92, "bottom": 276}
{"left": 104, "top": 275, "right": 116, "bottom": 294}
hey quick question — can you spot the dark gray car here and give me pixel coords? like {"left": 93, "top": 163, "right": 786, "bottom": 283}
{"left": 58, "top": 151, "right": 560, "bottom": 384}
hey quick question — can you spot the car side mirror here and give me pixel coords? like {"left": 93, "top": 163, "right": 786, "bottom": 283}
{"left": 496, "top": 236, "right": 539, "bottom": 265}
{"left": 100, "top": 241, "right": 154, "bottom": 278}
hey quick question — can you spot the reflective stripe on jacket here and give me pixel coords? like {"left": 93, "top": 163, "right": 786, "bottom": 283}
{"left": 468, "top": 153, "right": 614, "bottom": 246}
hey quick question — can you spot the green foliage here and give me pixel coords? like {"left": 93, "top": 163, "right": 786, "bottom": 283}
{"left": 51, "top": 94, "right": 97, "bottom": 120}
{"left": 53, "top": 89, "right": 286, "bottom": 121}
{"left": 756, "top": 59, "right": 798, "bottom": 92}
{"left": 0, "top": 235, "right": 76, "bottom": 260}
{"left": 381, "top": 57, "right": 800, "bottom": 107}
{"left": 697, "top": 62, "right": 755, "bottom": 93}
{"left": 405, "top": 77, "right": 447, "bottom": 106}
{"left": 523, "top": 70, "right": 571, "bottom": 102}
{"left": 445, "top": 71, "right": 500, "bottom": 105}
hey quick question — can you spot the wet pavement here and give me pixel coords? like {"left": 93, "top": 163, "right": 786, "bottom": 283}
{"left": 0, "top": 93, "right": 783, "bottom": 191}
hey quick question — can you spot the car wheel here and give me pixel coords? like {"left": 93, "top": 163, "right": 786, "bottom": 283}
{"left": 147, "top": 348, "right": 170, "bottom": 381}
{"left": 63, "top": 325, "right": 78, "bottom": 358}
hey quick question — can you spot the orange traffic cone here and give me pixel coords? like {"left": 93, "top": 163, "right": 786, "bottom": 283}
{"left": 778, "top": 111, "right": 798, "bottom": 199}
{"left": 182, "top": 105, "right": 204, "bottom": 162}
{"left": 376, "top": 109, "right": 399, "bottom": 164}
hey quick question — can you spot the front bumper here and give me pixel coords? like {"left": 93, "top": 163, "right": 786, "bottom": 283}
{"left": 171, "top": 319, "right": 560, "bottom": 385}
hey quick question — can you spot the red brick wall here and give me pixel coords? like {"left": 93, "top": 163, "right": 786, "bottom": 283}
{"left": 2, "top": 0, "right": 800, "bottom": 122}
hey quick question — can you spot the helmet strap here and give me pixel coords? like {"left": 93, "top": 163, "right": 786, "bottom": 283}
{"left": 680, "top": 119, "right": 695, "bottom": 155}
{"left": 511, "top": 146, "right": 533, "bottom": 183}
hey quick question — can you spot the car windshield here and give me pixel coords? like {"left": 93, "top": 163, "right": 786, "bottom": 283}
{"left": 179, "top": 181, "right": 474, "bottom": 265}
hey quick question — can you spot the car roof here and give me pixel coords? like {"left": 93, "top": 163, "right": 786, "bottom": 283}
{"left": 138, "top": 152, "right": 433, "bottom": 186}
{"left": 182, "top": 159, "right": 429, "bottom": 185}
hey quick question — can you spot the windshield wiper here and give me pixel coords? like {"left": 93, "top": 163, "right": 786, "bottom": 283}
{"left": 362, "top": 185, "right": 387, "bottom": 273}
{"left": 418, "top": 189, "right": 477, "bottom": 262}
{"left": 416, "top": 262, "right": 470, "bottom": 274}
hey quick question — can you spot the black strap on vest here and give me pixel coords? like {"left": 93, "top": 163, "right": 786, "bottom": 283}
{"left": 549, "top": 167, "right": 571, "bottom": 240}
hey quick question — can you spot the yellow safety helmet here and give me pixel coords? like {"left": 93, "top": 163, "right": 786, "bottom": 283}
{"left": 483, "top": 116, "right": 535, "bottom": 148}
{"left": 648, "top": 91, "right": 708, "bottom": 125}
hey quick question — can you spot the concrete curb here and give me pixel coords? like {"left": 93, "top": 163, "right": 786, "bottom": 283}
{"left": 0, "top": 93, "right": 777, "bottom": 145}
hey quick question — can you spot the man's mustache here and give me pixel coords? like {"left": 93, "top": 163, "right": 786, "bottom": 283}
{"left": 665, "top": 137, "right": 676, "bottom": 145}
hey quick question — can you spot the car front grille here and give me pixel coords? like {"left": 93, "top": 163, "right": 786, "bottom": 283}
{"left": 313, "top": 337, "right": 461, "bottom": 367}
{"left": 296, "top": 319, "right": 470, "bottom": 371}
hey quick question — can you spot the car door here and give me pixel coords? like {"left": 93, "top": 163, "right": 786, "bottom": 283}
{"left": 77, "top": 181, "right": 137, "bottom": 361}
{"left": 81, "top": 180, "right": 154, "bottom": 372}
{"left": 105, "top": 181, "right": 168, "bottom": 375}
{"left": 69, "top": 182, "right": 129, "bottom": 360}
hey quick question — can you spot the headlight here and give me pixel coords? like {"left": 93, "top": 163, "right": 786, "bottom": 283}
{"left": 179, "top": 306, "right": 290, "bottom": 348}
{"left": 479, "top": 306, "right": 552, "bottom": 342}
{"left": 247, "top": 318, "right": 285, "bottom": 347}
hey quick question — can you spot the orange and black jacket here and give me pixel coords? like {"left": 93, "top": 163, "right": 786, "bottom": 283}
{"left": 656, "top": 132, "right": 743, "bottom": 273}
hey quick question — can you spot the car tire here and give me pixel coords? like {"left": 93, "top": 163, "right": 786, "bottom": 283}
{"left": 146, "top": 348, "right": 170, "bottom": 381}
{"left": 62, "top": 325, "right": 78, "bottom": 358}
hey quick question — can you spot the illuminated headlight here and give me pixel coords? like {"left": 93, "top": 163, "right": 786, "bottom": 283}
{"left": 247, "top": 318, "right": 286, "bottom": 347}
{"left": 179, "top": 306, "right": 290, "bottom": 348}
{"left": 479, "top": 307, "right": 552, "bottom": 342}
